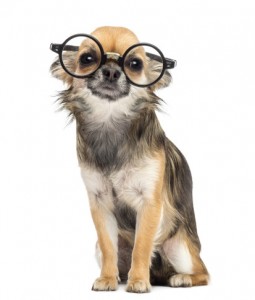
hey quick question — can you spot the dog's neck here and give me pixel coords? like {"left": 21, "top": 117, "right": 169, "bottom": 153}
{"left": 59, "top": 87, "right": 163, "bottom": 172}
{"left": 75, "top": 92, "right": 144, "bottom": 171}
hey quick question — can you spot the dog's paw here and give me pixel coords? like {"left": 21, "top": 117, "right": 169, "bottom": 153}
{"left": 92, "top": 276, "right": 118, "bottom": 291}
{"left": 126, "top": 279, "right": 151, "bottom": 293}
{"left": 169, "top": 274, "right": 192, "bottom": 287}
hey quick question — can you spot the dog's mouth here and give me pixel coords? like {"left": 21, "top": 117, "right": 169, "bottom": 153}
{"left": 101, "top": 82, "right": 116, "bottom": 91}
{"left": 87, "top": 76, "right": 130, "bottom": 101}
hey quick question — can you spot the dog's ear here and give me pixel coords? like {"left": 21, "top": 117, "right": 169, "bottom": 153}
{"left": 147, "top": 59, "right": 172, "bottom": 91}
{"left": 50, "top": 52, "right": 76, "bottom": 86}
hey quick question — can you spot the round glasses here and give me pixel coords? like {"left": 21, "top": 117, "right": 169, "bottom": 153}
{"left": 50, "top": 34, "right": 177, "bottom": 87}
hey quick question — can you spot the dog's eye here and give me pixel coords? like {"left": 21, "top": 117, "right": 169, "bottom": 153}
{"left": 79, "top": 53, "right": 96, "bottom": 66}
{"left": 128, "top": 58, "right": 143, "bottom": 72}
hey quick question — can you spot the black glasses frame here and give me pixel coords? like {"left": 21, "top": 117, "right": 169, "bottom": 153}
{"left": 50, "top": 33, "right": 177, "bottom": 87}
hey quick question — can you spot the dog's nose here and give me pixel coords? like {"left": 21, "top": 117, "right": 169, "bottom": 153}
{"left": 102, "top": 67, "right": 121, "bottom": 82}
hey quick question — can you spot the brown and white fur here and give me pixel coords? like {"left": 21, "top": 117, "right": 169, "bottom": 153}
{"left": 50, "top": 26, "right": 209, "bottom": 293}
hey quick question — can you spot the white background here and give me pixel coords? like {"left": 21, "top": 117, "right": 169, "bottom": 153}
{"left": 0, "top": 0, "right": 255, "bottom": 299}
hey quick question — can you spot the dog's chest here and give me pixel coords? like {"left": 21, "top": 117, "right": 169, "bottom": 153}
{"left": 80, "top": 156, "right": 160, "bottom": 212}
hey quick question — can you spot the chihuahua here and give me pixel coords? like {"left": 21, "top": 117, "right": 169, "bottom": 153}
{"left": 50, "top": 26, "right": 209, "bottom": 293}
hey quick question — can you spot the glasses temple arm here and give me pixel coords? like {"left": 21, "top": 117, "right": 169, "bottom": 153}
{"left": 50, "top": 43, "right": 61, "bottom": 53}
{"left": 146, "top": 52, "right": 177, "bottom": 69}
{"left": 50, "top": 43, "right": 79, "bottom": 53}
{"left": 165, "top": 58, "right": 177, "bottom": 69}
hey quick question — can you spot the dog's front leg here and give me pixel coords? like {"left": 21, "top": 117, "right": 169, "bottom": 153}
{"left": 90, "top": 203, "right": 119, "bottom": 291}
{"left": 126, "top": 200, "right": 162, "bottom": 293}
{"left": 126, "top": 152, "right": 165, "bottom": 293}
{"left": 81, "top": 168, "right": 118, "bottom": 291}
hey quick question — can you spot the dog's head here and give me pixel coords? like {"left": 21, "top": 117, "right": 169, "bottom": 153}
{"left": 50, "top": 26, "right": 172, "bottom": 101}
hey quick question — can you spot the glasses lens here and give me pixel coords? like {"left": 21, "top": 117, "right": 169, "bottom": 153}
{"left": 61, "top": 35, "right": 102, "bottom": 77}
{"left": 123, "top": 45, "right": 164, "bottom": 86}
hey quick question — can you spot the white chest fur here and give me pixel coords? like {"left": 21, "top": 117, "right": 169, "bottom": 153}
{"left": 80, "top": 155, "right": 161, "bottom": 212}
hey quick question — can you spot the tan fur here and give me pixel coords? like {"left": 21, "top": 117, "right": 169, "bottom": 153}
{"left": 90, "top": 207, "right": 118, "bottom": 291}
{"left": 154, "top": 190, "right": 182, "bottom": 245}
{"left": 91, "top": 26, "right": 149, "bottom": 85}
{"left": 91, "top": 26, "right": 139, "bottom": 54}
{"left": 185, "top": 235, "right": 209, "bottom": 286}
{"left": 127, "top": 150, "right": 165, "bottom": 292}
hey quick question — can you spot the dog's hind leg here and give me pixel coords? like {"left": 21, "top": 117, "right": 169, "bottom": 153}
{"left": 117, "top": 235, "right": 133, "bottom": 282}
{"left": 163, "top": 228, "right": 209, "bottom": 287}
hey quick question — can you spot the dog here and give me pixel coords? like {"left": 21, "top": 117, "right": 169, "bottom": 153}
{"left": 50, "top": 26, "right": 209, "bottom": 293}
